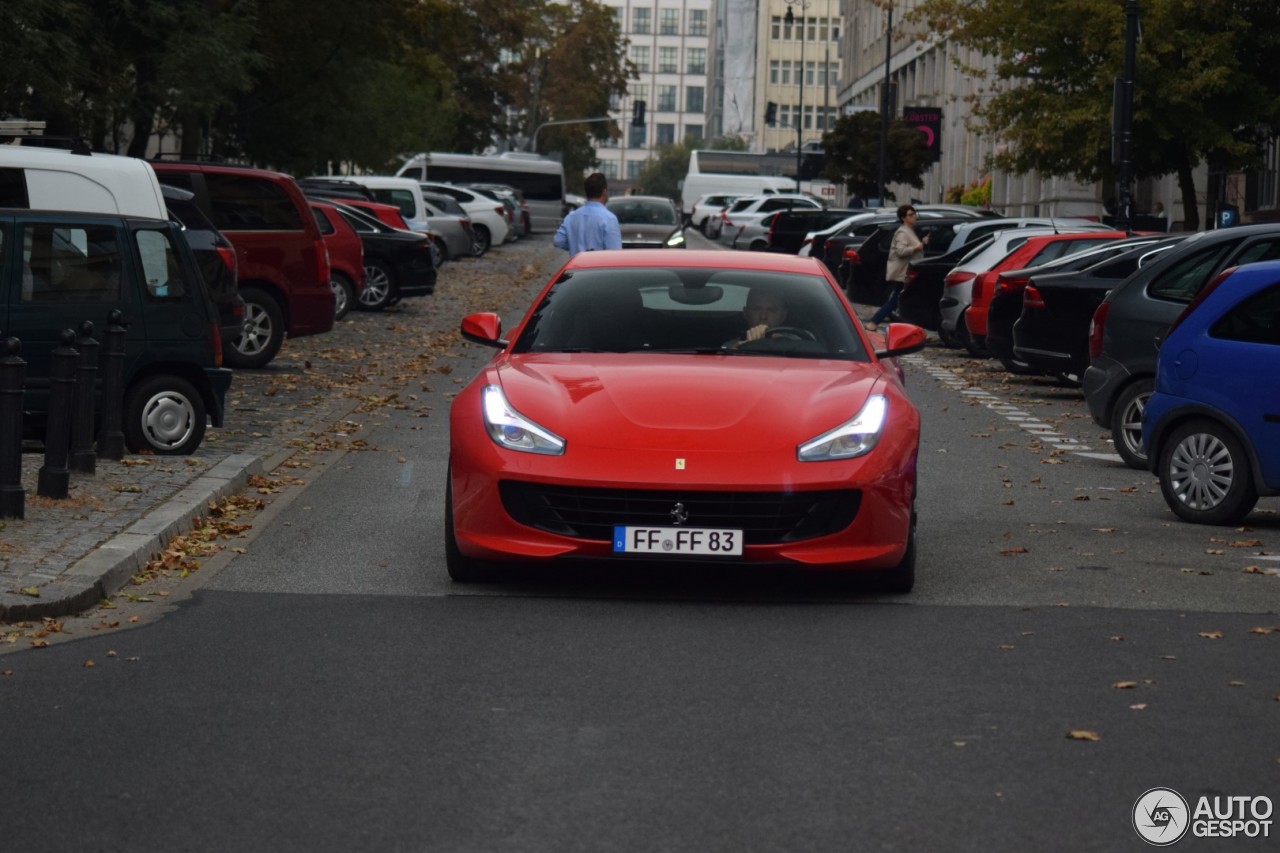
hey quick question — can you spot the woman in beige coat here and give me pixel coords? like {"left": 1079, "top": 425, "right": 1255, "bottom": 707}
{"left": 866, "top": 204, "right": 927, "bottom": 331}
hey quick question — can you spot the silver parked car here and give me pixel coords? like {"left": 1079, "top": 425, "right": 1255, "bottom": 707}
{"left": 421, "top": 193, "right": 476, "bottom": 261}
{"left": 605, "top": 195, "right": 686, "bottom": 249}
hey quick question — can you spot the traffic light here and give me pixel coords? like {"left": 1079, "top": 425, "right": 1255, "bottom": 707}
{"left": 632, "top": 100, "right": 646, "bottom": 127}
{"left": 765, "top": 102, "right": 778, "bottom": 126}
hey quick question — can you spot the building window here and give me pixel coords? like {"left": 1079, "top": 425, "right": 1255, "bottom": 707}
{"left": 770, "top": 60, "right": 780, "bottom": 84}
{"left": 685, "top": 125, "right": 703, "bottom": 142}
{"left": 632, "top": 7, "right": 651, "bottom": 34}
{"left": 686, "top": 86, "right": 704, "bottom": 113}
{"left": 631, "top": 46, "right": 650, "bottom": 73}
{"left": 629, "top": 124, "right": 646, "bottom": 148}
{"left": 657, "top": 123, "right": 675, "bottom": 145}
{"left": 627, "top": 160, "right": 644, "bottom": 179}
{"left": 657, "top": 85, "right": 677, "bottom": 112}
{"left": 632, "top": 84, "right": 648, "bottom": 102}
{"left": 781, "top": 61, "right": 791, "bottom": 86}
{"left": 687, "top": 48, "right": 706, "bottom": 75}
{"left": 600, "top": 160, "right": 618, "bottom": 179}
{"left": 689, "top": 9, "right": 707, "bottom": 37}
{"left": 806, "top": 61, "right": 815, "bottom": 86}
{"left": 659, "top": 47, "right": 678, "bottom": 73}
{"left": 803, "top": 105, "right": 814, "bottom": 131}
{"left": 659, "top": 8, "right": 678, "bottom": 35}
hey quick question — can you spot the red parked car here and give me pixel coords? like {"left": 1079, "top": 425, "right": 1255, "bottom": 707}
{"left": 447, "top": 249, "right": 928, "bottom": 592}
{"left": 152, "top": 161, "right": 334, "bottom": 369}
{"left": 963, "top": 231, "right": 1128, "bottom": 355}
{"left": 310, "top": 201, "right": 366, "bottom": 321}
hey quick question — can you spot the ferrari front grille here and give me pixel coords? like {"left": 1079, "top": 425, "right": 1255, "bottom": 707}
{"left": 498, "top": 482, "right": 861, "bottom": 545}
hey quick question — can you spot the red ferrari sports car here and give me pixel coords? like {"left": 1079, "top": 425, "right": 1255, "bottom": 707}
{"left": 446, "top": 249, "right": 927, "bottom": 591}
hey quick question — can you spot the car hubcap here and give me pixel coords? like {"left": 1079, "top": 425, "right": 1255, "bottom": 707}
{"left": 1120, "top": 392, "right": 1149, "bottom": 458}
{"left": 1169, "top": 432, "right": 1234, "bottom": 510}
{"left": 331, "top": 279, "right": 348, "bottom": 315}
{"left": 142, "top": 392, "right": 196, "bottom": 449}
{"left": 236, "top": 303, "right": 273, "bottom": 355}
{"left": 361, "top": 268, "right": 390, "bottom": 305}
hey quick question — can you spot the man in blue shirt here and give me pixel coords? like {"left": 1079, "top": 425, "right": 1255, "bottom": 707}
{"left": 554, "top": 172, "right": 622, "bottom": 256}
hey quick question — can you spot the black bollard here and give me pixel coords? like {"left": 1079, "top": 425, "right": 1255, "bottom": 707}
{"left": 97, "top": 309, "right": 127, "bottom": 461}
{"left": 70, "top": 320, "right": 99, "bottom": 474}
{"left": 0, "top": 336, "right": 26, "bottom": 520}
{"left": 38, "top": 329, "right": 78, "bottom": 500}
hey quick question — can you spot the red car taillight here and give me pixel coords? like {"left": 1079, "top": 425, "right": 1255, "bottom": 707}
{"left": 945, "top": 270, "right": 976, "bottom": 289}
{"left": 1023, "top": 285, "right": 1045, "bottom": 309}
{"left": 997, "top": 275, "right": 1029, "bottom": 296}
{"left": 905, "top": 268, "right": 918, "bottom": 288}
{"left": 843, "top": 248, "right": 861, "bottom": 264}
{"left": 1088, "top": 301, "right": 1110, "bottom": 359}
{"left": 210, "top": 320, "right": 223, "bottom": 366}
{"left": 315, "top": 239, "right": 330, "bottom": 284}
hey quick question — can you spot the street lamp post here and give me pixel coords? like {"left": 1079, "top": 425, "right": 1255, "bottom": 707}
{"left": 877, "top": 2, "right": 893, "bottom": 206}
{"left": 785, "top": 0, "right": 809, "bottom": 186}
{"left": 1114, "top": 0, "right": 1139, "bottom": 232}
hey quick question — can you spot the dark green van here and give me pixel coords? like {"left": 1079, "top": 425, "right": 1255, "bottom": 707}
{"left": 0, "top": 209, "right": 233, "bottom": 455}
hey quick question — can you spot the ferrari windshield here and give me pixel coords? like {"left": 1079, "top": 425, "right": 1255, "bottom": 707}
{"left": 511, "top": 266, "right": 870, "bottom": 360}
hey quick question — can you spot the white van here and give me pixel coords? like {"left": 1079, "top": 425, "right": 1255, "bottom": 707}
{"left": 0, "top": 145, "right": 167, "bottom": 219}
{"left": 679, "top": 174, "right": 796, "bottom": 221}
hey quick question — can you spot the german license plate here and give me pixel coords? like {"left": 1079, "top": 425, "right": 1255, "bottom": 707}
{"left": 613, "top": 526, "right": 743, "bottom": 556}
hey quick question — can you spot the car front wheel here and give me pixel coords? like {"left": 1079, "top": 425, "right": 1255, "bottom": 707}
{"left": 123, "top": 374, "right": 207, "bottom": 455}
{"left": 470, "top": 226, "right": 491, "bottom": 257}
{"left": 1110, "top": 377, "right": 1154, "bottom": 469}
{"left": 444, "top": 469, "right": 497, "bottom": 582}
{"left": 1158, "top": 418, "right": 1258, "bottom": 525}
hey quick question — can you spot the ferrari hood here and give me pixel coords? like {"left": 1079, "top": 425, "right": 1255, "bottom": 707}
{"left": 494, "top": 355, "right": 883, "bottom": 452}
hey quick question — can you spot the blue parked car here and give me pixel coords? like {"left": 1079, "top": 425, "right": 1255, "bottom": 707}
{"left": 1143, "top": 261, "right": 1280, "bottom": 524}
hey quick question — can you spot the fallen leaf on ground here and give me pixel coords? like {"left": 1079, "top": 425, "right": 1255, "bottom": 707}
{"left": 1112, "top": 681, "right": 1139, "bottom": 689}
{"left": 1067, "top": 730, "right": 1101, "bottom": 741}
{"left": 1199, "top": 631, "right": 1224, "bottom": 639}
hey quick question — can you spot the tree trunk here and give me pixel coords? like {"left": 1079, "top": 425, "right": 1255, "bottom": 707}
{"left": 1176, "top": 155, "right": 1200, "bottom": 232}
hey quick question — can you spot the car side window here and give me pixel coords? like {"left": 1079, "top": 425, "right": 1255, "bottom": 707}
{"left": 205, "top": 173, "right": 303, "bottom": 231}
{"left": 1211, "top": 284, "right": 1280, "bottom": 346}
{"left": 21, "top": 223, "right": 122, "bottom": 303}
{"left": 1229, "top": 238, "right": 1280, "bottom": 267}
{"left": 312, "top": 208, "right": 335, "bottom": 236}
{"left": 0, "top": 167, "right": 29, "bottom": 207}
{"left": 135, "top": 228, "right": 188, "bottom": 301}
{"left": 1148, "top": 243, "right": 1235, "bottom": 302}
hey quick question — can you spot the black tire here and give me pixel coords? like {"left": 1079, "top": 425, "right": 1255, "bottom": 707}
{"left": 470, "top": 226, "right": 491, "bottom": 257}
{"left": 358, "top": 260, "right": 394, "bottom": 311}
{"left": 1110, "top": 377, "right": 1155, "bottom": 469}
{"left": 123, "top": 374, "right": 207, "bottom": 455}
{"left": 429, "top": 239, "right": 444, "bottom": 270}
{"left": 699, "top": 218, "right": 713, "bottom": 237}
{"left": 1158, "top": 418, "right": 1259, "bottom": 525}
{"left": 225, "top": 288, "right": 284, "bottom": 369}
{"left": 444, "top": 470, "right": 495, "bottom": 582}
{"left": 330, "top": 272, "right": 355, "bottom": 321}
{"left": 937, "top": 325, "right": 960, "bottom": 348}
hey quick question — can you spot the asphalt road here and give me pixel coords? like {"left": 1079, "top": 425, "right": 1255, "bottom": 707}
{"left": 2, "top": 233, "right": 1278, "bottom": 852}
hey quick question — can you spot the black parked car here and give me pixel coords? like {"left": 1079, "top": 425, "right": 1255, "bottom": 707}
{"left": 1082, "top": 224, "right": 1280, "bottom": 468}
{"left": 765, "top": 209, "right": 854, "bottom": 255}
{"left": 162, "top": 185, "right": 246, "bottom": 351}
{"left": 323, "top": 200, "right": 436, "bottom": 310}
{"left": 898, "top": 235, "right": 995, "bottom": 334}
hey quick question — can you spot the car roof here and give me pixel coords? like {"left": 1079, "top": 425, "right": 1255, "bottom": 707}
{"left": 565, "top": 248, "right": 828, "bottom": 275}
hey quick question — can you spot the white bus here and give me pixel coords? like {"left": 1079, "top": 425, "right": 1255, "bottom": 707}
{"left": 680, "top": 150, "right": 799, "bottom": 220}
{"left": 396, "top": 152, "right": 565, "bottom": 233}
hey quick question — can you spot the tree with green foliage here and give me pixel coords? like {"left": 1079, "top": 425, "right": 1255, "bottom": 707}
{"left": 911, "top": 0, "right": 1280, "bottom": 231}
{"left": 820, "top": 110, "right": 931, "bottom": 201}
{"left": 633, "top": 138, "right": 699, "bottom": 199}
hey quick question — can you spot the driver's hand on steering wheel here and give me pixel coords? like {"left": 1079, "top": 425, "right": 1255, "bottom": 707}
{"left": 740, "top": 323, "right": 769, "bottom": 344}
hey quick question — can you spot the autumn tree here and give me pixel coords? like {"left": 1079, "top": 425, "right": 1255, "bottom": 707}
{"left": 821, "top": 110, "right": 931, "bottom": 201}
{"left": 911, "top": 0, "right": 1280, "bottom": 231}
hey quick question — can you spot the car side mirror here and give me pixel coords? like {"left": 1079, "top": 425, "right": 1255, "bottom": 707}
{"left": 461, "top": 312, "right": 507, "bottom": 348}
{"left": 875, "top": 323, "right": 927, "bottom": 358}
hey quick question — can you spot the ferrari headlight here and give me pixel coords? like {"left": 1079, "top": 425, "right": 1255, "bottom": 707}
{"left": 666, "top": 230, "right": 686, "bottom": 248}
{"left": 482, "top": 385, "right": 565, "bottom": 455}
{"left": 797, "top": 395, "right": 888, "bottom": 461}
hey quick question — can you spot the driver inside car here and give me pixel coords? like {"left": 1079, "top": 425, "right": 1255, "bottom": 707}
{"left": 728, "top": 287, "right": 792, "bottom": 349}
